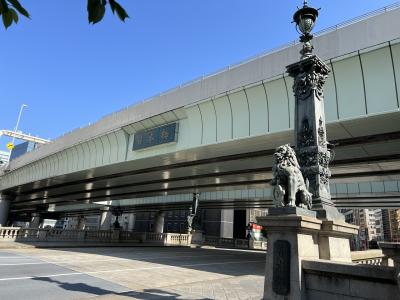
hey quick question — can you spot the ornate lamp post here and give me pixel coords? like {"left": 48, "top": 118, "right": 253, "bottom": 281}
{"left": 286, "top": 0, "right": 343, "bottom": 220}
{"left": 293, "top": 0, "right": 319, "bottom": 60}
{"left": 260, "top": 4, "right": 358, "bottom": 298}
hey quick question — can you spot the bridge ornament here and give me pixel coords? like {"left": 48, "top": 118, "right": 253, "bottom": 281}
{"left": 271, "top": 144, "right": 312, "bottom": 209}
{"left": 187, "top": 193, "right": 202, "bottom": 232}
{"left": 270, "top": 0, "right": 343, "bottom": 220}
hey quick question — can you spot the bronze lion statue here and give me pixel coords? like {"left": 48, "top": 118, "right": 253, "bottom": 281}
{"left": 271, "top": 144, "right": 313, "bottom": 209}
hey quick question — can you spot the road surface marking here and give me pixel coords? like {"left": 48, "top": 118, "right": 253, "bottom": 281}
{"left": 0, "top": 259, "right": 264, "bottom": 281}
{"left": 0, "top": 262, "right": 50, "bottom": 266}
{"left": 41, "top": 253, "right": 237, "bottom": 263}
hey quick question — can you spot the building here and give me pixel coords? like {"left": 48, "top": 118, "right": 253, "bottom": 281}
{"left": 382, "top": 209, "right": 400, "bottom": 242}
{"left": 134, "top": 210, "right": 189, "bottom": 234}
{"left": 54, "top": 215, "right": 101, "bottom": 230}
{"left": 0, "top": 150, "right": 9, "bottom": 167}
{"left": 9, "top": 141, "right": 38, "bottom": 161}
{"left": 133, "top": 208, "right": 267, "bottom": 238}
{"left": 374, "top": 209, "right": 384, "bottom": 241}
{"left": 341, "top": 208, "right": 383, "bottom": 249}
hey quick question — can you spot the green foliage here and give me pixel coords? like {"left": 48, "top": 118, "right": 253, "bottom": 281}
{"left": 0, "top": 0, "right": 29, "bottom": 29}
{"left": 0, "top": 0, "right": 128, "bottom": 29}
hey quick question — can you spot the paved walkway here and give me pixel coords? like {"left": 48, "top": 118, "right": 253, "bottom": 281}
{"left": 0, "top": 247, "right": 265, "bottom": 299}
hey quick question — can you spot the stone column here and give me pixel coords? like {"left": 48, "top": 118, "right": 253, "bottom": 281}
{"left": 287, "top": 56, "right": 343, "bottom": 221}
{"left": 258, "top": 209, "right": 322, "bottom": 300}
{"left": 153, "top": 211, "right": 164, "bottom": 233}
{"left": 29, "top": 213, "right": 41, "bottom": 228}
{"left": 76, "top": 216, "right": 85, "bottom": 230}
{"left": 99, "top": 209, "right": 112, "bottom": 230}
{"left": 0, "top": 194, "right": 12, "bottom": 227}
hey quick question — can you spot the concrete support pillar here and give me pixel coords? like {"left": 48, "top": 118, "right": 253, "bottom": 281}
{"left": 220, "top": 209, "right": 234, "bottom": 238}
{"left": 76, "top": 216, "right": 85, "bottom": 230}
{"left": 128, "top": 213, "right": 135, "bottom": 231}
{"left": 0, "top": 194, "right": 11, "bottom": 227}
{"left": 29, "top": 213, "right": 41, "bottom": 228}
{"left": 99, "top": 210, "right": 112, "bottom": 230}
{"left": 154, "top": 211, "right": 164, "bottom": 233}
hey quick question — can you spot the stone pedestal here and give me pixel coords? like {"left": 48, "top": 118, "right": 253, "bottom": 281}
{"left": 319, "top": 220, "right": 358, "bottom": 262}
{"left": 190, "top": 230, "right": 204, "bottom": 244}
{"left": 257, "top": 207, "right": 358, "bottom": 300}
{"left": 258, "top": 208, "right": 322, "bottom": 300}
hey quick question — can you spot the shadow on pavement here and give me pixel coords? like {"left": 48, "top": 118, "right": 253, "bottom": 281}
{"left": 35, "top": 246, "right": 265, "bottom": 277}
{"left": 32, "top": 277, "right": 211, "bottom": 299}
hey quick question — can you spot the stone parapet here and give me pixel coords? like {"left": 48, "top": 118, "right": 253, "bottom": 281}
{"left": 320, "top": 220, "right": 359, "bottom": 235}
{"left": 319, "top": 220, "right": 359, "bottom": 262}
{"left": 303, "top": 259, "right": 399, "bottom": 300}
{"left": 257, "top": 215, "right": 322, "bottom": 233}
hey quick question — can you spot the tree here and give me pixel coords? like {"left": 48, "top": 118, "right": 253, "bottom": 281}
{"left": 0, "top": 0, "right": 129, "bottom": 29}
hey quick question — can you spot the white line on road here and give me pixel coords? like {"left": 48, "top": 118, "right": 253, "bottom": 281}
{"left": 0, "top": 260, "right": 264, "bottom": 281}
{"left": 0, "top": 262, "right": 50, "bottom": 266}
{"left": 41, "top": 253, "right": 237, "bottom": 264}
{"left": 0, "top": 256, "right": 30, "bottom": 259}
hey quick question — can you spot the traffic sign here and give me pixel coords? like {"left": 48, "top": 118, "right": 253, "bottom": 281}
{"left": 6, "top": 142, "right": 14, "bottom": 150}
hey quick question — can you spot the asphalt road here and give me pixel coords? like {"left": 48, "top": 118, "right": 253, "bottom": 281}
{"left": 0, "top": 250, "right": 130, "bottom": 300}
{"left": 0, "top": 247, "right": 265, "bottom": 300}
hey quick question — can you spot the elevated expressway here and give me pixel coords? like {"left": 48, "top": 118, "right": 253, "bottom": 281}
{"left": 2, "top": 6, "right": 400, "bottom": 221}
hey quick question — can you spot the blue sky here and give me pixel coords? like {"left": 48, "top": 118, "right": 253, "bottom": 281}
{"left": 0, "top": 0, "right": 398, "bottom": 151}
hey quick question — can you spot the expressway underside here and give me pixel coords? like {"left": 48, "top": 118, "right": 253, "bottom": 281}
{"left": 5, "top": 118, "right": 400, "bottom": 220}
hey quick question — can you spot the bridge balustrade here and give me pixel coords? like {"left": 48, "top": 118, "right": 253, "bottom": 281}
{"left": 203, "top": 235, "right": 267, "bottom": 250}
{"left": 0, "top": 227, "right": 191, "bottom": 246}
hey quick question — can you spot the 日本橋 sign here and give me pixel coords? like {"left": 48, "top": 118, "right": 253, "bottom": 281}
{"left": 133, "top": 123, "right": 178, "bottom": 150}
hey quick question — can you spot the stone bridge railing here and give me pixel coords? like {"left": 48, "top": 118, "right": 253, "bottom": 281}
{"left": 0, "top": 227, "right": 190, "bottom": 246}
{"left": 0, "top": 227, "right": 266, "bottom": 249}
{"left": 351, "top": 249, "right": 388, "bottom": 266}
{"left": 202, "top": 235, "right": 267, "bottom": 250}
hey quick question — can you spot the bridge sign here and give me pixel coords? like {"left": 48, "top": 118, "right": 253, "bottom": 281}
{"left": 6, "top": 142, "right": 14, "bottom": 150}
{"left": 133, "top": 123, "right": 178, "bottom": 150}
